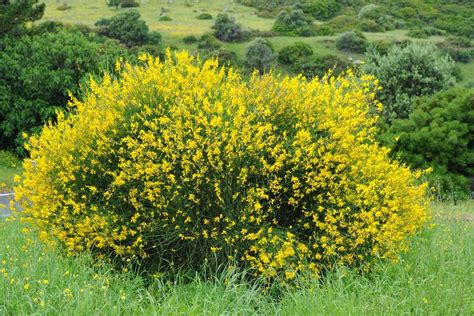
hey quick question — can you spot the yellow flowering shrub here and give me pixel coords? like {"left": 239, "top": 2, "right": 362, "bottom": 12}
{"left": 15, "top": 51, "right": 428, "bottom": 280}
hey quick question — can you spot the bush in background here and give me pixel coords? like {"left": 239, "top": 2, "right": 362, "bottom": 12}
{"left": 196, "top": 13, "right": 213, "bottom": 20}
{"left": 303, "top": 0, "right": 340, "bottom": 21}
{"left": 96, "top": 10, "right": 157, "bottom": 47}
{"left": 245, "top": 37, "right": 277, "bottom": 74}
{"left": 278, "top": 42, "right": 313, "bottom": 65}
{"left": 364, "top": 43, "right": 456, "bottom": 122}
{"left": 272, "top": 9, "right": 313, "bottom": 36}
{"left": 0, "top": 30, "right": 125, "bottom": 155}
{"left": 381, "top": 88, "right": 474, "bottom": 199}
{"left": 295, "top": 54, "right": 349, "bottom": 80}
{"left": 212, "top": 14, "right": 245, "bottom": 42}
{"left": 16, "top": 52, "right": 428, "bottom": 282}
{"left": 335, "top": 31, "right": 367, "bottom": 53}
{"left": 0, "top": 0, "right": 45, "bottom": 37}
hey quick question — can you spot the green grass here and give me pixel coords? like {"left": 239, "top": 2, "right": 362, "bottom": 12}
{"left": 40, "top": 0, "right": 274, "bottom": 36}
{"left": 0, "top": 201, "right": 472, "bottom": 314}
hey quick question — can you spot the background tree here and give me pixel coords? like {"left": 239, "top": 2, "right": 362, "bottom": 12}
{"left": 0, "top": 30, "right": 125, "bottom": 154}
{"left": 380, "top": 88, "right": 474, "bottom": 198}
{"left": 95, "top": 10, "right": 152, "bottom": 47}
{"left": 364, "top": 43, "right": 456, "bottom": 122}
{"left": 245, "top": 37, "right": 276, "bottom": 74}
{"left": 211, "top": 13, "right": 245, "bottom": 42}
{"left": 0, "top": 0, "right": 45, "bottom": 37}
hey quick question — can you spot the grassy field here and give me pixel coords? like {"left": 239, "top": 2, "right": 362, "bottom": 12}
{"left": 37, "top": 0, "right": 474, "bottom": 85}
{"left": 0, "top": 201, "right": 472, "bottom": 314}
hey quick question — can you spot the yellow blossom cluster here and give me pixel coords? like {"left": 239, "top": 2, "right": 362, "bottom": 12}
{"left": 15, "top": 51, "right": 428, "bottom": 280}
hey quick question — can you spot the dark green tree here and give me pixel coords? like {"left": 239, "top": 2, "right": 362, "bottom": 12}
{"left": 245, "top": 37, "right": 276, "bottom": 74}
{"left": 0, "top": 0, "right": 45, "bottom": 37}
{"left": 211, "top": 14, "right": 245, "bottom": 42}
{"left": 0, "top": 30, "right": 125, "bottom": 154}
{"left": 95, "top": 10, "right": 153, "bottom": 47}
{"left": 381, "top": 88, "right": 474, "bottom": 199}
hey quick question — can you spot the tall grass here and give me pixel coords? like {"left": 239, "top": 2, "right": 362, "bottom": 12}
{"left": 0, "top": 201, "right": 472, "bottom": 314}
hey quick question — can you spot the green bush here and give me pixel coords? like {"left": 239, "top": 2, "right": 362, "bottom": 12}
{"left": 303, "top": 0, "right": 340, "bottom": 21}
{"left": 196, "top": 13, "right": 213, "bottom": 20}
{"left": 245, "top": 37, "right": 276, "bottom": 74}
{"left": 120, "top": 0, "right": 139, "bottom": 8}
{"left": 198, "top": 33, "right": 221, "bottom": 51}
{"left": 212, "top": 14, "right": 245, "bottom": 42}
{"left": 183, "top": 35, "right": 198, "bottom": 44}
{"left": 0, "top": 0, "right": 45, "bottom": 37}
{"left": 381, "top": 88, "right": 474, "bottom": 199}
{"left": 96, "top": 10, "right": 156, "bottom": 47}
{"left": 364, "top": 43, "right": 456, "bottom": 122}
{"left": 294, "top": 54, "right": 349, "bottom": 80}
{"left": 335, "top": 31, "right": 367, "bottom": 53}
{"left": 437, "top": 37, "right": 473, "bottom": 63}
{"left": 0, "top": 31, "right": 125, "bottom": 154}
{"left": 278, "top": 42, "right": 313, "bottom": 65}
{"left": 358, "top": 4, "right": 384, "bottom": 20}
{"left": 203, "top": 48, "right": 238, "bottom": 67}
{"left": 159, "top": 15, "right": 172, "bottom": 21}
{"left": 272, "top": 9, "right": 313, "bottom": 36}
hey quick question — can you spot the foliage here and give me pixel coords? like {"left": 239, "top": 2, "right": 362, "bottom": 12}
{"left": 245, "top": 37, "right": 276, "bottom": 74}
{"left": 358, "top": 4, "right": 383, "bottom": 20}
{"left": 0, "top": 30, "right": 125, "bottom": 155}
{"left": 294, "top": 54, "right": 349, "bottom": 80}
{"left": 380, "top": 88, "right": 474, "bottom": 199}
{"left": 120, "top": 0, "right": 139, "bottom": 8}
{"left": 196, "top": 13, "right": 213, "bottom": 20}
{"left": 437, "top": 36, "right": 473, "bottom": 63}
{"left": 272, "top": 9, "right": 313, "bottom": 36}
{"left": 159, "top": 15, "right": 172, "bottom": 22}
{"left": 364, "top": 43, "right": 456, "bottom": 122}
{"left": 211, "top": 14, "right": 245, "bottom": 42}
{"left": 303, "top": 0, "right": 340, "bottom": 21}
{"left": 203, "top": 48, "right": 238, "bottom": 67}
{"left": 197, "top": 33, "right": 221, "bottom": 51}
{"left": 335, "top": 31, "right": 367, "bottom": 53}
{"left": 95, "top": 10, "right": 156, "bottom": 47}
{"left": 17, "top": 51, "right": 428, "bottom": 282}
{"left": 277, "top": 41, "right": 313, "bottom": 65}
{"left": 182, "top": 35, "right": 198, "bottom": 44}
{"left": 0, "top": 0, "right": 45, "bottom": 37}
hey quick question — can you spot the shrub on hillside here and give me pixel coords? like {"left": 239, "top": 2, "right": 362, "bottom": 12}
{"left": 196, "top": 13, "right": 212, "bottom": 20}
{"left": 17, "top": 51, "right": 428, "bottom": 282}
{"left": 198, "top": 33, "right": 221, "bottom": 50}
{"left": 295, "top": 54, "right": 349, "bottom": 80}
{"left": 245, "top": 37, "right": 277, "bottom": 74}
{"left": 203, "top": 48, "right": 238, "bottom": 67}
{"left": 120, "top": 0, "right": 139, "bottom": 8}
{"left": 364, "top": 43, "right": 456, "bottom": 122}
{"left": 278, "top": 42, "right": 313, "bottom": 65}
{"left": 272, "top": 9, "right": 313, "bottom": 36}
{"left": 335, "top": 31, "right": 367, "bottom": 53}
{"left": 303, "top": 0, "right": 340, "bottom": 21}
{"left": 183, "top": 35, "right": 198, "bottom": 44}
{"left": 95, "top": 10, "right": 157, "bottom": 47}
{"left": 437, "top": 36, "right": 473, "bottom": 63}
{"left": 211, "top": 14, "right": 245, "bottom": 42}
{"left": 381, "top": 88, "right": 474, "bottom": 199}
{"left": 0, "top": 30, "right": 125, "bottom": 155}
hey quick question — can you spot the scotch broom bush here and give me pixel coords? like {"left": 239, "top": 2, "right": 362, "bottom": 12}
{"left": 16, "top": 51, "right": 428, "bottom": 282}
